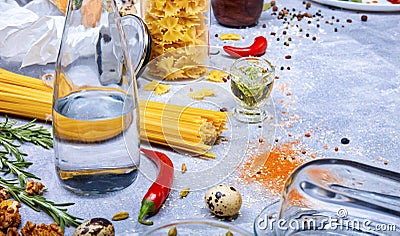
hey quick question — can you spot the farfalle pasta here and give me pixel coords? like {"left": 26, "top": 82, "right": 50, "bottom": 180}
{"left": 206, "top": 70, "right": 229, "bottom": 82}
{"left": 143, "top": 81, "right": 172, "bottom": 95}
{"left": 141, "top": 0, "right": 209, "bottom": 80}
{"left": 189, "top": 88, "right": 215, "bottom": 100}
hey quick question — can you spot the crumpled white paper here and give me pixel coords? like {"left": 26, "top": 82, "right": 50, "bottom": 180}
{"left": 0, "top": 0, "right": 141, "bottom": 69}
{"left": 0, "top": 0, "right": 64, "bottom": 67}
{"left": 0, "top": 0, "right": 105, "bottom": 68}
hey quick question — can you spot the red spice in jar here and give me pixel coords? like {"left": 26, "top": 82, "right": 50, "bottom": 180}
{"left": 211, "top": 0, "right": 264, "bottom": 27}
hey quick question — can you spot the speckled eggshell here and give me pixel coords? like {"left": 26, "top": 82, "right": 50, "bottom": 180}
{"left": 73, "top": 218, "right": 115, "bottom": 236}
{"left": 204, "top": 184, "right": 242, "bottom": 217}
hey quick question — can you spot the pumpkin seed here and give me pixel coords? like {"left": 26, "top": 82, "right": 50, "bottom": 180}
{"left": 226, "top": 230, "right": 234, "bottom": 236}
{"left": 179, "top": 188, "right": 190, "bottom": 198}
{"left": 112, "top": 211, "right": 129, "bottom": 221}
{"left": 168, "top": 227, "right": 177, "bottom": 236}
{"left": 181, "top": 163, "right": 187, "bottom": 173}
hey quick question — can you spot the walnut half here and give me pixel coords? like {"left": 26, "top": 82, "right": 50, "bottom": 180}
{"left": 21, "top": 222, "right": 63, "bottom": 236}
{"left": 0, "top": 187, "right": 10, "bottom": 202}
{"left": 0, "top": 200, "right": 21, "bottom": 230}
{"left": 25, "top": 180, "right": 45, "bottom": 195}
{"left": 0, "top": 227, "right": 19, "bottom": 236}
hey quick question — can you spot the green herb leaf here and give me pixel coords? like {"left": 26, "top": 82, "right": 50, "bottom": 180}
{"left": 0, "top": 178, "right": 82, "bottom": 230}
{"left": 263, "top": 2, "right": 271, "bottom": 11}
{"left": 0, "top": 117, "right": 81, "bottom": 231}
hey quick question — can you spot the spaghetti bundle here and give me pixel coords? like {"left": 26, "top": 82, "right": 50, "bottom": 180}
{"left": 0, "top": 68, "right": 227, "bottom": 158}
{"left": 140, "top": 100, "right": 227, "bottom": 158}
{"left": 0, "top": 69, "right": 53, "bottom": 120}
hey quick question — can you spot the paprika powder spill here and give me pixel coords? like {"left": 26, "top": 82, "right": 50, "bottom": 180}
{"left": 223, "top": 36, "right": 268, "bottom": 58}
{"left": 238, "top": 142, "right": 305, "bottom": 195}
{"left": 138, "top": 148, "right": 174, "bottom": 225}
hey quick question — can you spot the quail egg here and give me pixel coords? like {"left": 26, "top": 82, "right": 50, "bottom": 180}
{"left": 204, "top": 184, "right": 242, "bottom": 217}
{"left": 73, "top": 218, "right": 115, "bottom": 236}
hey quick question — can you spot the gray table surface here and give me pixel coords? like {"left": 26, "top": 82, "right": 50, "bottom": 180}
{"left": 1, "top": 0, "right": 399, "bottom": 235}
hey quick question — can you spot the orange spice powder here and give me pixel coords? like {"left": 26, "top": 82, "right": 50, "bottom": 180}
{"left": 239, "top": 141, "right": 305, "bottom": 195}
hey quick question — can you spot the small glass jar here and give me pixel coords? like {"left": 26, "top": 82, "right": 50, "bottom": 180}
{"left": 230, "top": 57, "right": 275, "bottom": 123}
{"left": 140, "top": 0, "right": 210, "bottom": 81}
{"left": 211, "top": 0, "right": 264, "bottom": 28}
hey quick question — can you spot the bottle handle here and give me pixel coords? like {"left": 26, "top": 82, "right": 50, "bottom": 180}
{"left": 119, "top": 14, "right": 152, "bottom": 78}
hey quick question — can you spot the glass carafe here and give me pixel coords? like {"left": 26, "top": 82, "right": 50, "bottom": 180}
{"left": 53, "top": 0, "right": 140, "bottom": 194}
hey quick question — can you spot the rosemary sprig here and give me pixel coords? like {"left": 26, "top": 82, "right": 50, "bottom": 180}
{"left": 0, "top": 117, "right": 82, "bottom": 231}
{"left": 0, "top": 153, "right": 39, "bottom": 185}
{"left": 0, "top": 117, "right": 52, "bottom": 162}
{"left": 0, "top": 178, "right": 82, "bottom": 230}
{"left": 0, "top": 133, "right": 27, "bottom": 162}
{"left": 0, "top": 117, "right": 49, "bottom": 185}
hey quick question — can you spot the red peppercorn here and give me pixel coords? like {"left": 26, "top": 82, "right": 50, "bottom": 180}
{"left": 361, "top": 15, "right": 368, "bottom": 22}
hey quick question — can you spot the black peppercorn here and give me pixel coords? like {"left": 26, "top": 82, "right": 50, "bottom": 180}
{"left": 341, "top": 138, "right": 350, "bottom": 145}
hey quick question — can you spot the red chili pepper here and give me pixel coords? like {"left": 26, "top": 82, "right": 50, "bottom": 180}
{"left": 223, "top": 36, "right": 268, "bottom": 58}
{"left": 138, "top": 148, "right": 174, "bottom": 225}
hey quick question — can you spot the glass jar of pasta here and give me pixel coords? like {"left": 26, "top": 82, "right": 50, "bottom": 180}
{"left": 140, "top": 0, "right": 210, "bottom": 81}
